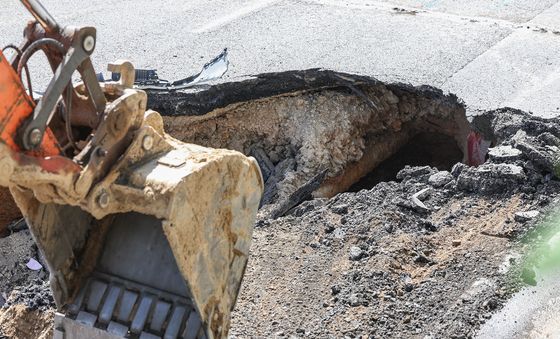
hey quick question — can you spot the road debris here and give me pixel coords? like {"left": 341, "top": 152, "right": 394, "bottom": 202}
{"left": 514, "top": 210, "right": 540, "bottom": 223}
{"left": 349, "top": 246, "right": 364, "bottom": 261}
{"left": 488, "top": 145, "right": 522, "bottom": 162}
{"left": 428, "top": 171, "right": 454, "bottom": 187}
{"left": 25, "top": 258, "right": 42, "bottom": 271}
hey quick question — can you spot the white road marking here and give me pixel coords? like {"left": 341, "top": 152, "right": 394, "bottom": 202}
{"left": 192, "top": 0, "right": 280, "bottom": 33}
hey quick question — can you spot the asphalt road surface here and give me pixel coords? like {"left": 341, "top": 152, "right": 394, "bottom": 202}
{"left": 2, "top": 0, "right": 560, "bottom": 117}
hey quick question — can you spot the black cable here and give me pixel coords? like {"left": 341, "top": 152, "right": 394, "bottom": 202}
{"left": 16, "top": 38, "right": 65, "bottom": 77}
{"left": 64, "top": 83, "right": 79, "bottom": 151}
{"left": 2, "top": 44, "right": 34, "bottom": 101}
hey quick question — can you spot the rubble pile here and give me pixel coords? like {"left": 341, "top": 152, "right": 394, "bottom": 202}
{"left": 229, "top": 109, "right": 560, "bottom": 337}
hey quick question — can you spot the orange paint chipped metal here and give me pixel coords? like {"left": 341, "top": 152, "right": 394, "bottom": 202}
{"left": 0, "top": 50, "right": 59, "bottom": 156}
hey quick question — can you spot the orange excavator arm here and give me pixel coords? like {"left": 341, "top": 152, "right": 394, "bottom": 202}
{"left": 0, "top": 50, "right": 59, "bottom": 156}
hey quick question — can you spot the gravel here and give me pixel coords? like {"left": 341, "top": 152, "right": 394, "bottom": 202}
{"left": 230, "top": 108, "right": 560, "bottom": 338}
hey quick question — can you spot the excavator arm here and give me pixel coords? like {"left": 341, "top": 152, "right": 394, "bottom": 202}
{"left": 0, "top": 1, "right": 263, "bottom": 338}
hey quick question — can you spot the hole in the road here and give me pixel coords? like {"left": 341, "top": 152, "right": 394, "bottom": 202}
{"left": 150, "top": 69, "right": 471, "bottom": 207}
{"left": 348, "top": 132, "right": 463, "bottom": 192}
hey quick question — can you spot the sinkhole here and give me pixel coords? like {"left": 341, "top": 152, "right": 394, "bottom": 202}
{"left": 348, "top": 132, "right": 464, "bottom": 192}
{"left": 148, "top": 69, "right": 471, "bottom": 206}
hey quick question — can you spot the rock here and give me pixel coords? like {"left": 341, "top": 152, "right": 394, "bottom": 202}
{"left": 348, "top": 293, "right": 363, "bottom": 307}
{"left": 452, "top": 240, "right": 461, "bottom": 247}
{"left": 428, "top": 171, "right": 453, "bottom": 188}
{"left": 396, "top": 166, "right": 433, "bottom": 180}
{"left": 349, "top": 246, "right": 364, "bottom": 261}
{"left": 331, "top": 203, "right": 349, "bottom": 215}
{"left": 291, "top": 201, "right": 316, "bottom": 217}
{"left": 512, "top": 130, "right": 557, "bottom": 173}
{"left": 537, "top": 132, "right": 560, "bottom": 146}
{"left": 487, "top": 145, "right": 522, "bottom": 162}
{"left": 514, "top": 210, "right": 540, "bottom": 223}
{"left": 457, "top": 163, "right": 526, "bottom": 194}
{"left": 451, "top": 163, "right": 467, "bottom": 177}
{"left": 409, "top": 188, "right": 432, "bottom": 213}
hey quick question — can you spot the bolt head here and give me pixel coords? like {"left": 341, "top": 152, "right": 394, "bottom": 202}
{"left": 83, "top": 35, "right": 95, "bottom": 52}
{"left": 96, "top": 147, "right": 107, "bottom": 157}
{"left": 142, "top": 135, "right": 154, "bottom": 151}
{"left": 97, "top": 191, "right": 109, "bottom": 209}
{"left": 29, "top": 128, "right": 42, "bottom": 146}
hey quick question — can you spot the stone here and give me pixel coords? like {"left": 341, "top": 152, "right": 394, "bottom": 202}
{"left": 411, "top": 196, "right": 430, "bottom": 213}
{"left": 331, "top": 203, "right": 349, "bottom": 215}
{"left": 348, "top": 293, "right": 363, "bottom": 307}
{"left": 512, "top": 130, "right": 557, "bottom": 172}
{"left": 487, "top": 145, "right": 522, "bottom": 162}
{"left": 451, "top": 163, "right": 467, "bottom": 178}
{"left": 349, "top": 246, "right": 364, "bottom": 261}
{"left": 457, "top": 163, "right": 526, "bottom": 194}
{"left": 514, "top": 210, "right": 540, "bottom": 222}
{"left": 396, "top": 166, "right": 433, "bottom": 180}
{"left": 410, "top": 188, "right": 432, "bottom": 213}
{"left": 452, "top": 240, "right": 461, "bottom": 247}
{"left": 428, "top": 171, "right": 454, "bottom": 187}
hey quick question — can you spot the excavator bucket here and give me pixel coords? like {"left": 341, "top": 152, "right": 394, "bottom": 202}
{"left": 0, "top": 50, "right": 262, "bottom": 338}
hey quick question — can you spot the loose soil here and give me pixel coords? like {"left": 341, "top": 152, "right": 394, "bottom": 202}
{"left": 0, "top": 304, "right": 53, "bottom": 339}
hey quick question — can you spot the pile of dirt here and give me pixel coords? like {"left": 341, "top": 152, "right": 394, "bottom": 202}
{"left": 0, "top": 304, "right": 53, "bottom": 339}
{"left": 0, "top": 230, "right": 49, "bottom": 300}
{"left": 229, "top": 108, "right": 560, "bottom": 337}
{"left": 0, "top": 229, "right": 53, "bottom": 339}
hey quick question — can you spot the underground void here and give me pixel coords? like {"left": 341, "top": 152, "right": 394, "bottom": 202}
{"left": 348, "top": 132, "right": 464, "bottom": 192}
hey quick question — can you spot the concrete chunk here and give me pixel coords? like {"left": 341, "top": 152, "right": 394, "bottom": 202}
{"left": 514, "top": 210, "right": 540, "bottom": 222}
{"left": 428, "top": 171, "right": 453, "bottom": 187}
{"left": 488, "top": 146, "right": 522, "bottom": 162}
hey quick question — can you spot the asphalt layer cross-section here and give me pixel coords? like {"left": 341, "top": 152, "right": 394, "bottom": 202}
{"left": 1, "top": 0, "right": 560, "bottom": 117}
